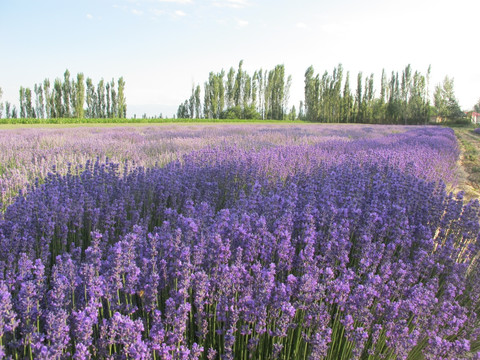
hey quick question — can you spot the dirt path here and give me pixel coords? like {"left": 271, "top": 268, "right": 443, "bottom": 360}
{"left": 453, "top": 128, "right": 480, "bottom": 202}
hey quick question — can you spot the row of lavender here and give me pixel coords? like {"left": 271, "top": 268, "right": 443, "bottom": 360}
{"left": 1, "top": 127, "right": 479, "bottom": 359}
{"left": 0, "top": 124, "right": 451, "bottom": 209}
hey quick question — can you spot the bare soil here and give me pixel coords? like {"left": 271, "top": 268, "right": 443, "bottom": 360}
{"left": 453, "top": 128, "right": 480, "bottom": 202}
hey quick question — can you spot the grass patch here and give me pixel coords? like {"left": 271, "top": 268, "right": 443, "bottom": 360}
{"left": 0, "top": 117, "right": 311, "bottom": 126}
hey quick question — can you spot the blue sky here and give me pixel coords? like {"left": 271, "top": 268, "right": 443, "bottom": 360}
{"left": 1, "top": 0, "right": 479, "bottom": 117}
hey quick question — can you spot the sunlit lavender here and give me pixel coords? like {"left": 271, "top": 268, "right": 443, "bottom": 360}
{"left": 0, "top": 125, "right": 479, "bottom": 359}
{"left": 0, "top": 124, "right": 457, "bottom": 208}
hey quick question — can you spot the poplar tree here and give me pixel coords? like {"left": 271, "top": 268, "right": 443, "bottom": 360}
{"left": 380, "top": 69, "right": 387, "bottom": 104}
{"left": 117, "top": 77, "right": 126, "bottom": 118}
{"left": 19, "top": 87, "right": 26, "bottom": 118}
{"left": 11, "top": 105, "right": 17, "bottom": 118}
{"left": 188, "top": 85, "right": 195, "bottom": 119}
{"left": 25, "top": 88, "right": 34, "bottom": 118}
{"left": 298, "top": 101, "right": 305, "bottom": 120}
{"left": 70, "top": 78, "right": 77, "bottom": 118}
{"left": 226, "top": 67, "right": 235, "bottom": 109}
{"left": 194, "top": 85, "right": 201, "bottom": 119}
{"left": 5, "top": 102, "right": 11, "bottom": 119}
{"left": 86, "top": 78, "right": 95, "bottom": 118}
{"left": 354, "top": 72, "right": 363, "bottom": 122}
{"left": 284, "top": 75, "right": 292, "bottom": 120}
{"left": 203, "top": 80, "right": 211, "bottom": 119}
{"left": 62, "top": 69, "right": 71, "bottom": 117}
{"left": 251, "top": 71, "right": 258, "bottom": 110}
{"left": 43, "top": 79, "right": 51, "bottom": 118}
{"left": 256, "top": 69, "right": 265, "bottom": 119}
{"left": 53, "top": 78, "right": 63, "bottom": 118}
{"left": 75, "top": 73, "right": 85, "bottom": 118}
{"left": 97, "top": 79, "right": 106, "bottom": 118}
{"left": 401, "top": 65, "right": 412, "bottom": 124}
{"left": 110, "top": 79, "right": 117, "bottom": 118}
{"left": 268, "top": 65, "right": 285, "bottom": 120}
{"left": 34, "top": 84, "right": 45, "bottom": 119}
{"left": 0, "top": 87, "right": 3, "bottom": 118}
{"left": 218, "top": 70, "right": 225, "bottom": 118}
{"left": 205, "top": 73, "right": 217, "bottom": 119}
{"left": 342, "top": 71, "right": 352, "bottom": 123}
{"left": 243, "top": 73, "right": 251, "bottom": 114}
{"left": 304, "top": 66, "right": 316, "bottom": 121}
{"left": 106, "top": 82, "right": 111, "bottom": 118}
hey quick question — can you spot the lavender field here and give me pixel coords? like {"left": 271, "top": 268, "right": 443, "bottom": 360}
{"left": 0, "top": 124, "right": 479, "bottom": 359}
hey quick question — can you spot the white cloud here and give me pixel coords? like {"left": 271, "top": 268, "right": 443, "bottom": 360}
{"left": 86, "top": 13, "right": 93, "bottom": 20}
{"left": 236, "top": 19, "right": 248, "bottom": 27}
{"left": 155, "top": 0, "right": 192, "bottom": 3}
{"left": 113, "top": 4, "right": 129, "bottom": 11}
{"left": 296, "top": 22, "right": 306, "bottom": 29}
{"left": 213, "top": 0, "right": 250, "bottom": 9}
{"left": 174, "top": 10, "right": 186, "bottom": 16}
{"left": 150, "top": 8, "right": 165, "bottom": 16}
{"left": 132, "top": 9, "right": 144, "bottom": 15}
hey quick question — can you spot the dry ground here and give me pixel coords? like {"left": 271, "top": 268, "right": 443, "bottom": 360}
{"left": 454, "top": 128, "right": 480, "bottom": 202}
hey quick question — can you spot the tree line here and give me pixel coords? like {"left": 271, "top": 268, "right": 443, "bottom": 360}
{"left": 0, "top": 64, "right": 471, "bottom": 122}
{"left": 177, "top": 61, "right": 467, "bottom": 124}
{"left": 1, "top": 70, "right": 126, "bottom": 119}
{"left": 177, "top": 60, "right": 293, "bottom": 120}
{"left": 304, "top": 64, "right": 437, "bottom": 124}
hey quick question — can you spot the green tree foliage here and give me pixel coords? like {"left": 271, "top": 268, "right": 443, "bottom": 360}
{"left": 11, "top": 105, "right": 18, "bottom": 119}
{"left": 15, "top": 70, "right": 125, "bottom": 119}
{"left": 43, "top": 79, "right": 52, "bottom": 118}
{"left": 203, "top": 71, "right": 225, "bottom": 119}
{"left": 354, "top": 72, "right": 363, "bottom": 123}
{"left": 25, "top": 88, "right": 34, "bottom": 118}
{"left": 0, "top": 87, "right": 3, "bottom": 118}
{"left": 75, "top": 73, "right": 85, "bottom": 118}
{"left": 110, "top": 79, "right": 117, "bottom": 118}
{"left": 178, "top": 61, "right": 287, "bottom": 120}
{"left": 177, "top": 100, "right": 190, "bottom": 118}
{"left": 117, "top": 77, "right": 127, "bottom": 118}
{"left": 86, "top": 78, "right": 95, "bottom": 118}
{"left": 106, "top": 82, "right": 111, "bottom": 118}
{"left": 62, "top": 69, "right": 71, "bottom": 117}
{"left": 233, "top": 60, "right": 244, "bottom": 108}
{"left": 226, "top": 67, "right": 235, "bottom": 109}
{"left": 19, "top": 87, "right": 25, "bottom": 118}
{"left": 34, "top": 84, "right": 45, "bottom": 119}
{"left": 97, "top": 79, "right": 106, "bottom": 118}
{"left": 194, "top": 85, "right": 201, "bottom": 119}
{"left": 5, "top": 102, "right": 11, "bottom": 119}
{"left": 53, "top": 78, "right": 63, "bottom": 118}
{"left": 434, "top": 76, "right": 464, "bottom": 121}
{"left": 302, "top": 64, "right": 431, "bottom": 124}
{"left": 342, "top": 72, "right": 353, "bottom": 123}
{"left": 266, "top": 65, "right": 286, "bottom": 119}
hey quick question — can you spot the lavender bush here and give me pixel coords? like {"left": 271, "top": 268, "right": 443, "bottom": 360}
{"left": 474, "top": 127, "right": 480, "bottom": 135}
{"left": 0, "top": 124, "right": 457, "bottom": 208}
{"left": 0, "top": 126, "right": 479, "bottom": 359}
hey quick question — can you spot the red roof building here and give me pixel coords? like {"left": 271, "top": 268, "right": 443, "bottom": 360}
{"left": 469, "top": 112, "right": 480, "bottom": 124}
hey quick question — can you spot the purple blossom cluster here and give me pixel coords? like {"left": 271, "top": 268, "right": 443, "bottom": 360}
{"left": 0, "top": 126, "right": 478, "bottom": 359}
{"left": 474, "top": 127, "right": 480, "bottom": 135}
{"left": 0, "top": 124, "right": 451, "bottom": 208}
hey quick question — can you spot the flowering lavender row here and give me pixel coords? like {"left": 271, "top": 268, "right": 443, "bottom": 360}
{"left": 0, "top": 127, "right": 478, "bottom": 359}
{"left": 0, "top": 124, "right": 445, "bottom": 208}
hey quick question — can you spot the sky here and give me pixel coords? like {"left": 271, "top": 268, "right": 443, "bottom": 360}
{"left": 1, "top": 0, "right": 479, "bottom": 118}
